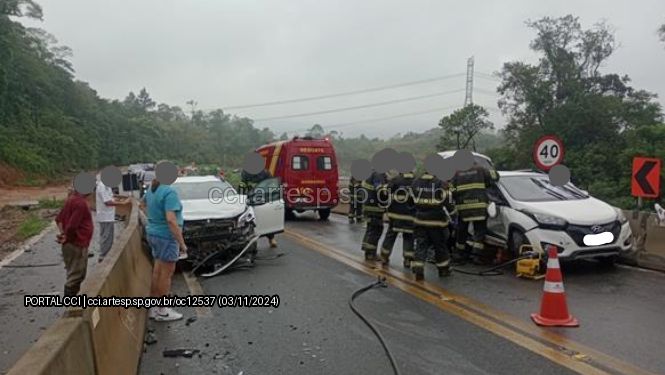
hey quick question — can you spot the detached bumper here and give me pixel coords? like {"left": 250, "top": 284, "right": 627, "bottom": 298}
{"left": 524, "top": 222, "right": 633, "bottom": 259}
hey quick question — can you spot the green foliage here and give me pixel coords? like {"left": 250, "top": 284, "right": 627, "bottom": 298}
{"left": 493, "top": 15, "right": 664, "bottom": 209}
{"left": 0, "top": 7, "right": 275, "bottom": 178}
{"left": 38, "top": 197, "right": 64, "bottom": 209}
{"left": 330, "top": 127, "right": 502, "bottom": 175}
{"left": 438, "top": 104, "right": 494, "bottom": 150}
{"left": 16, "top": 213, "right": 48, "bottom": 240}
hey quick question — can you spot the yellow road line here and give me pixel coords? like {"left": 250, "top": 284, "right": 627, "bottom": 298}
{"left": 182, "top": 272, "right": 211, "bottom": 318}
{"left": 285, "top": 229, "right": 658, "bottom": 375}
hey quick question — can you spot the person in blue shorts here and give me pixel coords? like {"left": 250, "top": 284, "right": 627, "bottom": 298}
{"left": 141, "top": 162, "right": 187, "bottom": 322}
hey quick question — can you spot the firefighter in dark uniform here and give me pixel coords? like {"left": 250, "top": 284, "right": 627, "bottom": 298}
{"left": 411, "top": 172, "right": 456, "bottom": 280}
{"left": 240, "top": 168, "right": 278, "bottom": 248}
{"left": 451, "top": 163, "right": 499, "bottom": 264}
{"left": 347, "top": 177, "right": 364, "bottom": 224}
{"left": 379, "top": 171, "right": 416, "bottom": 268}
{"left": 360, "top": 170, "right": 388, "bottom": 261}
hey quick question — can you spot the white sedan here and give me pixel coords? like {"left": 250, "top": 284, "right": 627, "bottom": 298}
{"left": 485, "top": 171, "right": 633, "bottom": 264}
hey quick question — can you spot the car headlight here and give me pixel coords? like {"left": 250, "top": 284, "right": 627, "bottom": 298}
{"left": 237, "top": 207, "right": 256, "bottom": 227}
{"left": 528, "top": 212, "right": 568, "bottom": 229}
{"left": 615, "top": 208, "right": 628, "bottom": 224}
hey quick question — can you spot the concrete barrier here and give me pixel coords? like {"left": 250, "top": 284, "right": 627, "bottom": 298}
{"left": 621, "top": 210, "right": 665, "bottom": 272}
{"left": 7, "top": 318, "right": 96, "bottom": 375}
{"left": 7, "top": 200, "right": 152, "bottom": 375}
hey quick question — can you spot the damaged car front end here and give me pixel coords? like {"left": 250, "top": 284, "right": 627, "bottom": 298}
{"left": 172, "top": 176, "right": 259, "bottom": 276}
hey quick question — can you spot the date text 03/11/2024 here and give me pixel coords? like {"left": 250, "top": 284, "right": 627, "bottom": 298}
{"left": 24, "top": 294, "right": 281, "bottom": 309}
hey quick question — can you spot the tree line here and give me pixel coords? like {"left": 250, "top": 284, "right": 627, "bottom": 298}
{"left": 441, "top": 16, "right": 665, "bottom": 209}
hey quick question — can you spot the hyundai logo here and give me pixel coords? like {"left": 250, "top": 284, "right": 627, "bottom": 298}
{"left": 590, "top": 225, "right": 604, "bottom": 234}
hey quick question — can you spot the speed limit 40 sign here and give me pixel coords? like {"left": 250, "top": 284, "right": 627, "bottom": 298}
{"left": 533, "top": 135, "right": 565, "bottom": 171}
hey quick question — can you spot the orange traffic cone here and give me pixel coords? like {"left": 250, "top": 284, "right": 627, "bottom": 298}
{"left": 531, "top": 245, "right": 579, "bottom": 327}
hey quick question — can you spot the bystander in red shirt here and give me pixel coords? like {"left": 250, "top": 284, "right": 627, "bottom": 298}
{"left": 56, "top": 192, "right": 94, "bottom": 248}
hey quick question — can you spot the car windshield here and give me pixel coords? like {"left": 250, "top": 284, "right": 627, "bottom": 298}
{"left": 172, "top": 180, "right": 235, "bottom": 200}
{"left": 500, "top": 176, "right": 589, "bottom": 202}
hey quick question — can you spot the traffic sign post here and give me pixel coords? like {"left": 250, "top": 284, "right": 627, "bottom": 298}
{"left": 631, "top": 157, "right": 661, "bottom": 198}
{"left": 533, "top": 135, "right": 565, "bottom": 171}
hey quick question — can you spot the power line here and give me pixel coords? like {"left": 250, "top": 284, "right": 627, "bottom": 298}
{"left": 475, "top": 71, "right": 501, "bottom": 82}
{"left": 222, "top": 73, "right": 466, "bottom": 110}
{"left": 253, "top": 89, "right": 466, "bottom": 122}
{"left": 286, "top": 105, "right": 459, "bottom": 133}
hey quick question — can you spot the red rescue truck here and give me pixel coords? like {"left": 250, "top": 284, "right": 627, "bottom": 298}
{"left": 256, "top": 136, "right": 339, "bottom": 220}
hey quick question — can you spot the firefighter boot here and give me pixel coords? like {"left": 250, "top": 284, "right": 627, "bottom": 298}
{"left": 438, "top": 266, "right": 452, "bottom": 277}
{"left": 403, "top": 258, "right": 411, "bottom": 268}
{"left": 411, "top": 261, "right": 424, "bottom": 281}
{"left": 364, "top": 251, "right": 377, "bottom": 261}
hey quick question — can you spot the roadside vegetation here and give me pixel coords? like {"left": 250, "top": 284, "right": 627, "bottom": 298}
{"left": 16, "top": 214, "right": 48, "bottom": 240}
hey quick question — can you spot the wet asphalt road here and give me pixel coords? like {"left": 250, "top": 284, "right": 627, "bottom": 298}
{"left": 0, "top": 221, "right": 122, "bottom": 374}
{"left": 290, "top": 213, "right": 665, "bottom": 374}
{"left": 3, "top": 211, "right": 664, "bottom": 374}
{"left": 139, "top": 234, "right": 578, "bottom": 375}
{"left": 140, "top": 212, "right": 665, "bottom": 375}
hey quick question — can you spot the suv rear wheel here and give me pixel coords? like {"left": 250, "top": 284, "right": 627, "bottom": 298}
{"left": 508, "top": 229, "right": 529, "bottom": 258}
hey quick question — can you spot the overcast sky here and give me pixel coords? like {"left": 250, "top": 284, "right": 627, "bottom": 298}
{"left": 23, "top": 0, "right": 665, "bottom": 138}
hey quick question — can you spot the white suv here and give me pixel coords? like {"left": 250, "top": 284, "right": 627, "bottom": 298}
{"left": 171, "top": 176, "right": 284, "bottom": 275}
{"left": 486, "top": 171, "right": 633, "bottom": 264}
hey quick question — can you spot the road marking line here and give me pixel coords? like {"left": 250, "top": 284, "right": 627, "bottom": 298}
{"left": 0, "top": 222, "right": 56, "bottom": 270}
{"left": 182, "top": 272, "right": 211, "bottom": 318}
{"left": 286, "top": 229, "right": 657, "bottom": 375}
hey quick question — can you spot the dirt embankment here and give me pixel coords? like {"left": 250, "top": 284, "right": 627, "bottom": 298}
{"left": 0, "top": 163, "right": 25, "bottom": 187}
{"left": 0, "top": 205, "right": 59, "bottom": 260}
{"left": 0, "top": 163, "right": 69, "bottom": 209}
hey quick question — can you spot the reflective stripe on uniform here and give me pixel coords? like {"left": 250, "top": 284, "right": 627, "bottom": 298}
{"left": 414, "top": 198, "right": 444, "bottom": 205}
{"left": 435, "top": 260, "right": 450, "bottom": 268}
{"left": 461, "top": 216, "right": 487, "bottom": 222}
{"left": 410, "top": 261, "right": 425, "bottom": 268}
{"left": 392, "top": 228, "right": 414, "bottom": 234}
{"left": 361, "top": 181, "right": 376, "bottom": 190}
{"left": 387, "top": 213, "right": 415, "bottom": 221}
{"left": 455, "top": 183, "right": 486, "bottom": 192}
{"left": 469, "top": 241, "right": 485, "bottom": 250}
{"left": 455, "top": 243, "right": 466, "bottom": 250}
{"left": 363, "top": 206, "right": 385, "bottom": 213}
{"left": 403, "top": 251, "right": 415, "bottom": 258}
{"left": 380, "top": 248, "right": 392, "bottom": 256}
{"left": 543, "top": 281, "right": 565, "bottom": 294}
{"left": 361, "top": 242, "right": 377, "bottom": 250}
{"left": 457, "top": 202, "right": 488, "bottom": 210}
{"left": 413, "top": 219, "right": 449, "bottom": 227}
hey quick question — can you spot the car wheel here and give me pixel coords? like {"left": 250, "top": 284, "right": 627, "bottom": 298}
{"left": 597, "top": 255, "right": 617, "bottom": 267}
{"left": 285, "top": 208, "right": 296, "bottom": 220}
{"left": 508, "top": 229, "right": 529, "bottom": 258}
{"left": 318, "top": 208, "right": 331, "bottom": 221}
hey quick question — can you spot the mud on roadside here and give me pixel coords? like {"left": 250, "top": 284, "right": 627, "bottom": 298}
{"left": 0, "top": 206, "right": 59, "bottom": 262}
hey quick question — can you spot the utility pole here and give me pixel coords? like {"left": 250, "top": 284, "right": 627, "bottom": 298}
{"left": 464, "top": 56, "right": 474, "bottom": 107}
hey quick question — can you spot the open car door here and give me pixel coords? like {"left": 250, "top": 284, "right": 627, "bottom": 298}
{"left": 248, "top": 178, "right": 285, "bottom": 236}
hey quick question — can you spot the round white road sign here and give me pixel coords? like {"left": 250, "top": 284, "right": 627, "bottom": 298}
{"left": 533, "top": 135, "right": 565, "bottom": 171}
